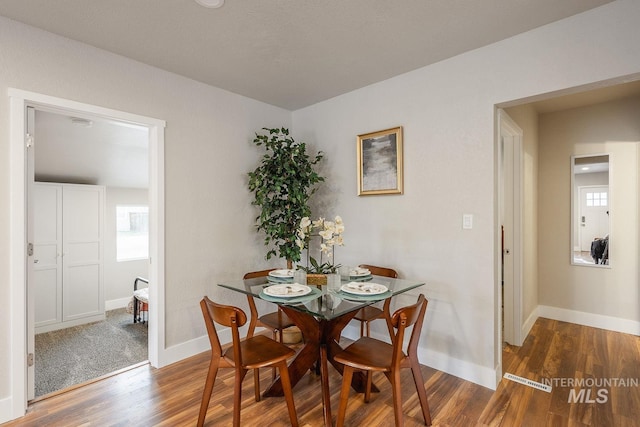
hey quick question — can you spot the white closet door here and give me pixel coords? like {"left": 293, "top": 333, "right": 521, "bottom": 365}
{"left": 33, "top": 184, "right": 63, "bottom": 327}
{"left": 62, "top": 185, "right": 104, "bottom": 321}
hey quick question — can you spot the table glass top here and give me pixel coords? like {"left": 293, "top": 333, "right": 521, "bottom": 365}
{"left": 218, "top": 275, "right": 424, "bottom": 320}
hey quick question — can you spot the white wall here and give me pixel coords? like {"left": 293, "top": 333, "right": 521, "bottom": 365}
{"left": 104, "top": 187, "right": 149, "bottom": 308}
{"left": 0, "top": 15, "right": 290, "bottom": 408}
{"left": 538, "top": 96, "right": 640, "bottom": 323}
{"left": 2, "top": 0, "right": 640, "bottom": 420}
{"left": 292, "top": 0, "right": 640, "bottom": 387}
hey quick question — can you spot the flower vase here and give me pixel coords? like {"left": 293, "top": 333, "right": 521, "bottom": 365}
{"left": 306, "top": 273, "right": 327, "bottom": 286}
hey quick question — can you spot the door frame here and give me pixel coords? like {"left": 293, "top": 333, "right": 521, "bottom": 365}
{"left": 496, "top": 109, "right": 524, "bottom": 378}
{"left": 9, "top": 88, "right": 165, "bottom": 418}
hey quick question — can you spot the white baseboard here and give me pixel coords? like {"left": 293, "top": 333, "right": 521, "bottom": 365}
{"left": 522, "top": 306, "right": 539, "bottom": 340}
{"left": 160, "top": 336, "right": 211, "bottom": 367}
{"left": 35, "top": 314, "right": 106, "bottom": 334}
{"left": 0, "top": 396, "right": 16, "bottom": 425}
{"left": 154, "top": 306, "right": 639, "bottom": 396}
{"left": 341, "top": 324, "right": 498, "bottom": 390}
{"left": 160, "top": 323, "right": 497, "bottom": 390}
{"left": 105, "top": 297, "right": 131, "bottom": 311}
{"left": 157, "top": 325, "right": 256, "bottom": 368}
{"left": 538, "top": 305, "right": 640, "bottom": 335}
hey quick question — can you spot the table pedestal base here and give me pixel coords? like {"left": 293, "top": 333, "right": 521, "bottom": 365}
{"left": 264, "top": 306, "right": 378, "bottom": 427}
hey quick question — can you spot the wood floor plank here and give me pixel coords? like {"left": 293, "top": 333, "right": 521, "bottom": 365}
{"left": 3, "top": 319, "right": 639, "bottom": 427}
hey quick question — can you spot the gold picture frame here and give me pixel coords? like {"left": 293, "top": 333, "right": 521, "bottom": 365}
{"left": 357, "top": 126, "right": 403, "bottom": 195}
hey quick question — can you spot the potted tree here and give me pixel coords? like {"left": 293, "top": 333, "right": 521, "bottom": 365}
{"left": 248, "top": 127, "right": 324, "bottom": 268}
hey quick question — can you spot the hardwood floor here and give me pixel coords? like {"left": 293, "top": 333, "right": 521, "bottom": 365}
{"left": 479, "top": 318, "right": 640, "bottom": 427}
{"left": 3, "top": 318, "right": 639, "bottom": 426}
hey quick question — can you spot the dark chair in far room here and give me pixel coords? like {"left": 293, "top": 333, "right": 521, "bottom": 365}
{"left": 133, "top": 277, "right": 149, "bottom": 323}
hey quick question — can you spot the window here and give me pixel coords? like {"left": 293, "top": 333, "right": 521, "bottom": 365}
{"left": 586, "top": 192, "right": 607, "bottom": 207}
{"left": 116, "top": 206, "right": 149, "bottom": 261}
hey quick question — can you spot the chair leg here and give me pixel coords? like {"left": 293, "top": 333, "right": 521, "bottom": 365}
{"left": 390, "top": 369, "right": 404, "bottom": 427}
{"left": 197, "top": 359, "right": 220, "bottom": 427}
{"left": 360, "top": 320, "right": 365, "bottom": 337}
{"left": 253, "top": 368, "right": 261, "bottom": 402}
{"left": 278, "top": 360, "right": 299, "bottom": 427}
{"left": 410, "top": 360, "right": 432, "bottom": 426}
{"left": 272, "top": 330, "right": 279, "bottom": 380}
{"left": 336, "top": 366, "right": 354, "bottom": 427}
{"left": 232, "top": 369, "right": 248, "bottom": 427}
{"left": 364, "top": 371, "right": 372, "bottom": 403}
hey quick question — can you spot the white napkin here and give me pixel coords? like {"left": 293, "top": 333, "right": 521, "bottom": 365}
{"left": 344, "top": 282, "right": 386, "bottom": 293}
{"left": 267, "top": 284, "right": 305, "bottom": 295}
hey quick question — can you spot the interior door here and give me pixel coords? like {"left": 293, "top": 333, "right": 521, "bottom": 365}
{"left": 579, "top": 186, "right": 609, "bottom": 251}
{"left": 502, "top": 135, "right": 515, "bottom": 344}
{"left": 498, "top": 109, "right": 523, "bottom": 348}
{"left": 62, "top": 185, "right": 104, "bottom": 321}
{"left": 33, "top": 184, "right": 63, "bottom": 329}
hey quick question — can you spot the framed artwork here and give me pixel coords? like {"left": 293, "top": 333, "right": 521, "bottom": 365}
{"left": 357, "top": 126, "right": 403, "bottom": 195}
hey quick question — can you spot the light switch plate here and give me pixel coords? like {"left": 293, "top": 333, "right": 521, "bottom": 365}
{"left": 463, "top": 214, "right": 473, "bottom": 229}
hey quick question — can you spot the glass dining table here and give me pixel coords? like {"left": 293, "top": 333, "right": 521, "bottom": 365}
{"left": 218, "top": 273, "right": 424, "bottom": 427}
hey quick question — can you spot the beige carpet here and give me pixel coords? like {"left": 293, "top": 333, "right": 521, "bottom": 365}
{"left": 34, "top": 308, "right": 148, "bottom": 397}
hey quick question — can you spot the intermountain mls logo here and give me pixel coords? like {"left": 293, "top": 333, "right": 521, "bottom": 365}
{"left": 504, "top": 373, "right": 639, "bottom": 403}
{"left": 542, "top": 377, "right": 639, "bottom": 403}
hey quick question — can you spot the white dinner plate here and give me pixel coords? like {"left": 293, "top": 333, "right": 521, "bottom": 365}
{"left": 338, "top": 290, "right": 392, "bottom": 302}
{"left": 261, "top": 286, "right": 321, "bottom": 304}
{"left": 349, "top": 267, "right": 371, "bottom": 277}
{"left": 263, "top": 283, "right": 312, "bottom": 298}
{"left": 340, "top": 282, "right": 388, "bottom": 295}
{"left": 268, "top": 269, "right": 295, "bottom": 278}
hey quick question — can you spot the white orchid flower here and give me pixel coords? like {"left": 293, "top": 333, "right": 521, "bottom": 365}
{"left": 300, "top": 217, "right": 311, "bottom": 229}
{"left": 319, "top": 229, "right": 333, "bottom": 240}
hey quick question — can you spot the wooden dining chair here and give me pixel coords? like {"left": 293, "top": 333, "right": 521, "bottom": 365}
{"left": 244, "top": 269, "right": 296, "bottom": 344}
{"left": 244, "top": 269, "right": 296, "bottom": 395}
{"left": 334, "top": 294, "right": 431, "bottom": 427}
{"left": 197, "top": 297, "right": 299, "bottom": 427}
{"left": 352, "top": 264, "right": 398, "bottom": 338}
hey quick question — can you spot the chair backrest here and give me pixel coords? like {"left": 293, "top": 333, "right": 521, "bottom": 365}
{"left": 389, "top": 294, "right": 428, "bottom": 365}
{"left": 243, "top": 269, "right": 276, "bottom": 322}
{"left": 358, "top": 264, "right": 398, "bottom": 278}
{"left": 243, "top": 269, "right": 276, "bottom": 279}
{"left": 200, "top": 296, "right": 248, "bottom": 361}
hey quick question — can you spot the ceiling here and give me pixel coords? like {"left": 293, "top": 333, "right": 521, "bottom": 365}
{"left": 0, "top": 0, "right": 614, "bottom": 110}
{"left": 12, "top": 0, "right": 634, "bottom": 189}
{"left": 34, "top": 110, "right": 150, "bottom": 189}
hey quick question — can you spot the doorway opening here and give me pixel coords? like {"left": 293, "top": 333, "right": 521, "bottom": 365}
{"left": 9, "top": 88, "right": 165, "bottom": 418}
{"left": 495, "top": 75, "right": 640, "bottom": 390}
{"left": 31, "top": 108, "right": 151, "bottom": 398}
